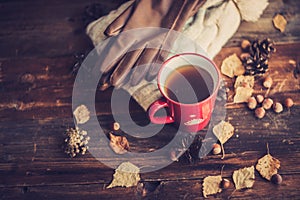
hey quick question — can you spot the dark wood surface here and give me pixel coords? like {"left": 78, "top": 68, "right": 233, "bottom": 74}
{"left": 0, "top": 0, "right": 300, "bottom": 199}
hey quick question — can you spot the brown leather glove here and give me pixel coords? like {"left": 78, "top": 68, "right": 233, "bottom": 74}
{"left": 98, "top": 0, "right": 206, "bottom": 90}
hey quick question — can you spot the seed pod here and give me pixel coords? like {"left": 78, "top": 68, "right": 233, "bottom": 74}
{"left": 220, "top": 178, "right": 231, "bottom": 189}
{"left": 212, "top": 143, "right": 221, "bottom": 155}
{"left": 284, "top": 98, "right": 294, "bottom": 108}
{"left": 262, "top": 98, "right": 273, "bottom": 110}
{"left": 273, "top": 102, "right": 283, "bottom": 113}
{"left": 241, "top": 40, "right": 251, "bottom": 51}
{"left": 255, "top": 107, "right": 266, "bottom": 119}
{"left": 256, "top": 95, "right": 264, "bottom": 104}
{"left": 247, "top": 97, "right": 257, "bottom": 110}
{"left": 263, "top": 76, "right": 273, "bottom": 88}
{"left": 271, "top": 174, "right": 282, "bottom": 185}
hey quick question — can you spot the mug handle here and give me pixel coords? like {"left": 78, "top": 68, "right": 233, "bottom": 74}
{"left": 148, "top": 99, "right": 175, "bottom": 124}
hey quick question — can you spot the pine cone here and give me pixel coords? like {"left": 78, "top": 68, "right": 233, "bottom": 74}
{"left": 242, "top": 38, "right": 276, "bottom": 75}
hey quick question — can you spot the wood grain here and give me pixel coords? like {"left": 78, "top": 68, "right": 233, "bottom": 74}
{"left": 0, "top": 0, "right": 300, "bottom": 199}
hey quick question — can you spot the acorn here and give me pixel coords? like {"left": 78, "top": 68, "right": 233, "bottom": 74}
{"left": 284, "top": 98, "right": 294, "bottom": 108}
{"left": 212, "top": 144, "right": 221, "bottom": 155}
{"left": 247, "top": 97, "right": 257, "bottom": 110}
{"left": 271, "top": 174, "right": 282, "bottom": 185}
{"left": 255, "top": 107, "right": 266, "bottom": 119}
{"left": 220, "top": 178, "right": 231, "bottom": 189}
{"left": 256, "top": 95, "right": 265, "bottom": 104}
{"left": 263, "top": 76, "right": 273, "bottom": 88}
{"left": 273, "top": 102, "right": 283, "bottom": 113}
{"left": 241, "top": 39, "right": 251, "bottom": 51}
{"left": 112, "top": 122, "right": 120, "bottom": 131}
{"left": 262, "top": 98, "right": 273, "bottom": 110}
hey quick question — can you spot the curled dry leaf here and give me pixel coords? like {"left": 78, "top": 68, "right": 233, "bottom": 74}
{"left": 232, "top": 166, "right": 255, "bottom": 190}
{"left": 273, "top": 14, "right": 287, "bottom": 32}
{"left": 213, "top": 120, "right": 234, "bottom": 159}
{"left": 109, "top": 132, "right": 129, "bottom": 154}
{"left": 73, "top": 104, "right": 90, "bottom": 124}
{"left": 107, "top": 162, "right": 140, "bottom": 188}
{"left": 202, "top": 175, "right": 222, "bottom": 198}
{"left": 234, "top": 75, "right": 255, "bottom": 89}
{"left": 221, "top": 54, "right": 245, "bottom": 78}
{"left": 233, "top": 87, "right": 253, "bottom": 103}
{"left": 256, "top": 154, "right": 280, "bottom": 181}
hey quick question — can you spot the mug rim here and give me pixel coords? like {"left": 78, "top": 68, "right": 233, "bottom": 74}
{"left": 157, "top": 52, "right": 221, "bottom": 107}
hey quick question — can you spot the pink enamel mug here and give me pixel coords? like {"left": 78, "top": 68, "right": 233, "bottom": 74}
{"left": 148, "top": 53, "right": 221, "bottom": 133}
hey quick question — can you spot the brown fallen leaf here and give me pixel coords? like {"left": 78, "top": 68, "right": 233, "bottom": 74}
{"left": 73, "top": 104, "right": 90, "bottom": 124}
{"left": 232, "top": 166, "right": 255, "bottom": 190}
{"left": 233, "top": 87, "right": 253, "bottom": 103}
{"left": 213, "top": 121, "right": 234, "bottom": 159}
{"left": 256, "top": 154, "right": 280, "bottom": 181}
{"left": 107, "top": 162, "right": 140, "bottom": 188}
{"left": 273, "top": 14, "right": 287, "bottom": 32}
{"left": 221, "top": 54, "right": 245, "bottom": 78}
{"left": 109, "top": 132, "right": 129, "bottom": 154}
{"left": 202, "top": 175, "right": 222, "bottom": 198}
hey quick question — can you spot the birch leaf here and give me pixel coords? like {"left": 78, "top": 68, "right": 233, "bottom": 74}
{"left": 213, "top": 120, "right": 234, "bottom": 144}
{"left": 273, "top": 14, "right": 287, "bottom": 32}
{"left": 107, "top": 162, "right": 140, "bottom": 188}
{"left": 221, "top": 54, "right": 245, "bottom": 78}
{"left": 73, "top": 104, "right": 90, "bottom": 124}
{"left": 256, "top": 154, "right": 280, "bottom": 180}
{"left": 233, "top": 87, "right": 253, "bottom": 103}
{"left": 234, "top": 75, "right": 255, "bottom": 89}
{"left": 202, "top": 175, "right": 222, "bottom": 198}
{"left": 232, "top": 166, "right": 255, "bottom": 190}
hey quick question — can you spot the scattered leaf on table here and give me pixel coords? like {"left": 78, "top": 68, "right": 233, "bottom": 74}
{"left": 221, "top": 54, "right": 245, "bottom": 78}
{"left": 213, "top": 120, "right": 234, "bottom": 159}
{"left": 213, "top": 121, "right": 234, "bottom": 144}
{"left": 233, "top": 87, "right": 253, "bottom": 103}
{"left": 232, "top": 166, "right": 255, "bottom": 190}
{"left": 73, "top": 104, "right": 90, "bottom": 124}
{"left": 234, "top": 75, "right": 255, "bottom": 89}
{"left": 273, "top": 14, "right": 287, "bottom": 32}
{"left": 256, "top": 154, "right": 280, "bottom": 180}
{"left": 107, "top": 162, "right": 140, "bottom": 188}
{"left": 109, "top": 132, "right": 129, "bottom": 154}
{"left": 202, "top": 175, "right": 222, "bottom": 198}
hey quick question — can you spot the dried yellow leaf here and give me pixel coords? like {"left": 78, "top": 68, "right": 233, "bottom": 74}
{"left": 234, "top": 75, "right": 255, "bottom": 89}
{"left": 213, "top": 120, "right": 234, "bottom": 144}
{"left": 233, "top": 87, "right": 253, "bottom": 103}
{"left": 213, "top": 120, "right": 235, "bottom": 159}
{"left": 256, "top": 154, "right": 280, "bottom": 180}
{"left": 273, "top": 14, "right": 287, "bottom": 32}
{"left": 202, "top": 175, "right": 222, "bottom": 198}
{"left": 232, "top": 166, "right": 255, "bottom": 190}
{"left": 221, "top": 54, "right": 245, "bottom": 78}
{"left": 107, "top": 162, "right": 140, "bottom": 188}
{"left": 109, "top": 132, "right": 129, "bottom": 154}
{"left": 73, "top": 104, "right": 90, "bottom": 124}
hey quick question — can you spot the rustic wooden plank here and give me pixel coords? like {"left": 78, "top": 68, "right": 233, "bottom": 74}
{"left": 0, "top": 0, "right": 127, "bottom": 58}
{"left": 0, "top": 0, "right": 299, "bottom": 58}
{"left": 0, "top": 104, "right": 299, "bottom": 186}
{"left": 1, "top": 173, "right": 299, "bottom": 200}
{"left": 0, "top": 42, "right": 299, "bottom": 119}
{"left": 0, "top": 0, "right": 300, "bottom": 199}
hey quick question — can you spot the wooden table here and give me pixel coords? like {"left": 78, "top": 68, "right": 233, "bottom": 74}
{"left": 1, "top": 0, "right": 299, "bottom": 199}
